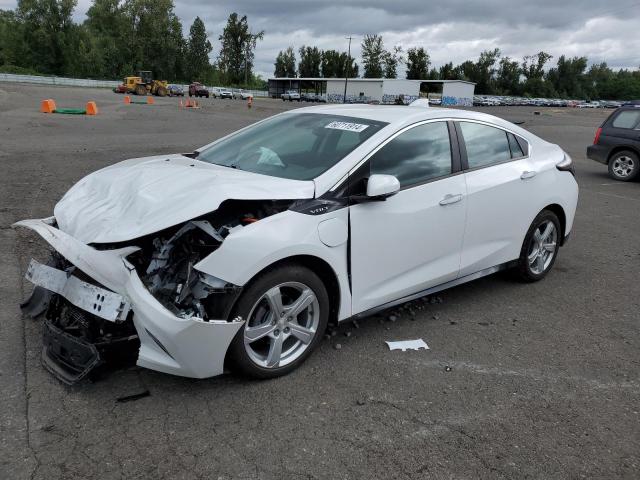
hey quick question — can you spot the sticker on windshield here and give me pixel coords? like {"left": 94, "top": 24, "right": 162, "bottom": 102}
{"left": 324, "top": 121, "right": 369, "bottom": 133}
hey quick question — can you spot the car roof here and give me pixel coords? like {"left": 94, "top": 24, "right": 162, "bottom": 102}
{"left": 287, "top": 104, "right": 530, "bottom": 136}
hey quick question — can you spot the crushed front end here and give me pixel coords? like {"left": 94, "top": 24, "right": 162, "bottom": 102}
{"left": 16, "top": 201, "right": 292, "bottom": 384}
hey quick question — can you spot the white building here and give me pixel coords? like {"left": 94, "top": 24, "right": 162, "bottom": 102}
{"left": 268, "top": 78, "right": 475, "bottom": 106}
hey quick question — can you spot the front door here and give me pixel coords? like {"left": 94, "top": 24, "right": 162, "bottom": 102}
{"left": 349, "top": 121, "right": 468, "bottom": 315}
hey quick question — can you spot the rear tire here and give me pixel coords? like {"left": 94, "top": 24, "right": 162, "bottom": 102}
{"left": 226, "top": 264, "right": 329, "bottom": 379}
{"left": 514, "top": 210, "right": 561, "bottom": 282}
{"left": 608, "top": 150, "right": 639, "bottom": 181}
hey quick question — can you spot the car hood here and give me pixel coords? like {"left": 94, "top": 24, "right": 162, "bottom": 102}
{"left": 54, "top": 154, "right": 315, "bottom": 244}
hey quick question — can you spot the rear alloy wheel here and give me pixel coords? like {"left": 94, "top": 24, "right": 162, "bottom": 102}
{"left": 227, "top": 265, "right": 329, "bottom": 378}
{"left": 515, "top": 210, "right": 561, "bottom": 282}
{"left": 608, "top": 151, "right": 639, "bottom": 181}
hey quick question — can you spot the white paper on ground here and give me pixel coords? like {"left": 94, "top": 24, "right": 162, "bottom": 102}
{"left": 385, "top": 339, "right": 430, "bottom": 352}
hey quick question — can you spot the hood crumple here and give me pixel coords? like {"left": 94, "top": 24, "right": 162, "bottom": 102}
{"left": 54, "top": 154, "right": 315, "bottom": 243}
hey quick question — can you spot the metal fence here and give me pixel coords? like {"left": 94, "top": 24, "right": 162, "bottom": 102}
{"left": 0, "top": 73, "right": 269, "bottom": 97}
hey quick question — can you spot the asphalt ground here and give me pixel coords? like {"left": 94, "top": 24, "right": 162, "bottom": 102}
{"left": 1, "top": 84, "right": 638, "bottom": 479}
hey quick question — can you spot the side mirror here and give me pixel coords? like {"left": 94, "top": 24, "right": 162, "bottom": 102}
{"left": 366, "top": 174, "right": 400, "bottom": 199}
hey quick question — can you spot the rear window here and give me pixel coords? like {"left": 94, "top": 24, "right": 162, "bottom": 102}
{"left": 611, "top": 110, "right": 640, "bottom": 129}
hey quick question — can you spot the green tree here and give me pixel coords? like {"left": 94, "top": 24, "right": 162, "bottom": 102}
{"left": 121, "top": 0, "right": 185, "bottom": 80}
{"left": 361, "top": 34, "right": 384, "bottom": 78}
{"left": 382, "top": 45, "right": 403, "bottom": 79}
{"left": 496, "top": 56, "right": 521, "bottom": 94}
{"left": 406, "top": 47, "right": 430, "bottom": 79}
{"left": 274, "top": 47, "right": 296, "bottom": 77}
{"left": 547, "top": 55, "right": 588, "bottom": 98}
{"left": 522, "top": 51, "right": 553, "bottom": 80}
{"left": 17, "top": 0, "right": 77, "bottom": 75}
{"left": 521, "top": 51, "right": 553, "bottom": 97}
{"left": 321, "top": 50, "right": 357, "bottom": 78}
{"left": 438, "top": 62, "right": 455, "bottom": 80}
{"left": 217, "top": 12, "right": 264, "bottom": 85}
{"left": 0, "top": 10, "right": 26, "bottom": 67}
{"left": 85, "top": 0, "right": 129, "bottom": 78}
{"left": 474, "top": 48, "right": 500, "bottom": 94}
{"left": 185, "top": 17, "right": 212, "bottom": 82}
{"left": 298, "top": 45, "right": 322, "bottom": 77}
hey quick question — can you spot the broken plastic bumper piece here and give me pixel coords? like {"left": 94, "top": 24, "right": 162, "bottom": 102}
{"left": 26, "top": 259, "right": 131, "bottom": 322}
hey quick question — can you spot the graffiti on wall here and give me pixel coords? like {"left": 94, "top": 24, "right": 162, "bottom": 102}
{"left": 441, "top": 96, "right": 473, "bottom": 106}
{"left": 327, "top": 93, "right": 374, "bottom": 103}
{"left": 381, "top": 94, "right": 419, "bottom": 105}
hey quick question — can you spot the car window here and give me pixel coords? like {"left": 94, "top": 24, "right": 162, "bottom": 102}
{"left": 507, "top": 132, "right": 525, "bottom": 158}
{"left": 369, "top": 122, "right": 452, "bottom": 187}
{"left": 197, "top": 113, "right": 387, "bottom": 181}
{"left": 611, "top": 110, "right": 640, "bottom": 129}
{"left": 459, "top": 122, "right": 512, "bottom": 168}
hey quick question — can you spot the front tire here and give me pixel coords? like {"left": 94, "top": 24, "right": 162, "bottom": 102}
{"left": 226, "top": 264, "right": 329, "bottom": 379}
{"left": 608, "top": 150, "right": 639, "bottom": 181}
{"left": 514, "top": 210, "right": 561, "bottom": 282}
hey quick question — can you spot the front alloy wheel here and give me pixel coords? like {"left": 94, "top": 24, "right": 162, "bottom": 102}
{"left": 226, "top": 265, "right": 329, "bottom": 378}
{"left": 244, "top": 282, "right": 320, "bottom": 368}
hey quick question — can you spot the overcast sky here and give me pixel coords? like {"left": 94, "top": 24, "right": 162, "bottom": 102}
{"left": 2, "top": 0, "right": 639, "bottom": 78}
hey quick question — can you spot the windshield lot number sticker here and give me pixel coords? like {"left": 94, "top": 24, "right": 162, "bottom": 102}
{"left": 325, "top": 121, "right": 369, "bottom": 133}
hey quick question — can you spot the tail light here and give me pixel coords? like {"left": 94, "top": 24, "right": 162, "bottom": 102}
{"left": 593, "top": 127, "right": 602, "bottom": 145}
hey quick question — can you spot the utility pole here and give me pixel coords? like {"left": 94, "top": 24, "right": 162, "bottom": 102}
{"left": 343, "top": 35, "right": 353, "bottom": 104}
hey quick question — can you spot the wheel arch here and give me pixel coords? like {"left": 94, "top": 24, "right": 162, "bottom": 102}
{"left": 607, "top": 145, "right": 639, "bottom": 164}
{"left": 230, "top": 254, "right": 342, "bottom": 327}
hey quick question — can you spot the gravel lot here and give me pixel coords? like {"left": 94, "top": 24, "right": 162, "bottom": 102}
{"left": 1, "top": 83, "right": 638, "bottom": 480}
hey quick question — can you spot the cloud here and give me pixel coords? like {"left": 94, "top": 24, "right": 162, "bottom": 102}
{"left": 2, "top": 0, "right": 638, "bottom": 78}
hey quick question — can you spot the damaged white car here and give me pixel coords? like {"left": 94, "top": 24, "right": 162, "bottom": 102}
{"left": 16, "top": 105, "right": 578, "bottom": 383}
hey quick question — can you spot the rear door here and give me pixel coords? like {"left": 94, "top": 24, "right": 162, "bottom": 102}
{"left": 456, "top": 120, "right": 541, "bottom": 276}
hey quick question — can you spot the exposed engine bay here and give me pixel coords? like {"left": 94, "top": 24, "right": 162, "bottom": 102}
{"left": 128, "top": 199, "right": 294, "bottom": 320}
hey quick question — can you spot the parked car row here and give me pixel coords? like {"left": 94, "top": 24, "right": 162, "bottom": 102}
{"left": 130, "top": 83, "right": 255, "bottom": 99}
{"left": 281, "top": 90, "right": 327, "bottom": 102}
{"left": 473, "top": 95, "right": 624, "bottom": 108}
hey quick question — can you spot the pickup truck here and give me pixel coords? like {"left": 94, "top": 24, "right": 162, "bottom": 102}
{"left": 282, "top": 90, "right": 301, "bottom": 102}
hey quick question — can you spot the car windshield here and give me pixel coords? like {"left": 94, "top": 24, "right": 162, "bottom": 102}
{"left": 197, "top": 113, "right": 388, "bottom": 180}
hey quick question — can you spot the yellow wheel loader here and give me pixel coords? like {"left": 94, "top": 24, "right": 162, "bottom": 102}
{"left": 124, "top": 71, "right": 169, "bottom": 97}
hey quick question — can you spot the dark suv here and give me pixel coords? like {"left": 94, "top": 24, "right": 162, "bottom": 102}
{"left": 587, "top": 102, "right": 640, "bottom": 181}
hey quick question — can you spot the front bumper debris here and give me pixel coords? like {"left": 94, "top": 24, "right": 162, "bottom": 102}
{"left": 42, "top": 319, "right": 101, "bottom": 384}
{"left": 16, "top": 218, "right": 244, "bottom": 381}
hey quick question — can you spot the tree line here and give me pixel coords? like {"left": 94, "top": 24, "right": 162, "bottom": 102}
{"left": 275, "top": 34, "right": 640, "bottom": 100}
{"left": 0, "top": 0, "right": 265, "bottom": 88}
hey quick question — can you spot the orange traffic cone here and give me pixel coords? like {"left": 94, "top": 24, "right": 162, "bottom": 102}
{"left": 247, "top": 96, "right": 253, "bottom": 109}
{"left": 40, "top": 99, "right": 56, "bottom": 113}
{"left": 86, "top": 101, "right": 98, "bottom": 115}
{"left": 147, "top": 96, "right": 154, "bottom": 105}
{"left": 124, "top": 96, "right": 131, "bottom": 104}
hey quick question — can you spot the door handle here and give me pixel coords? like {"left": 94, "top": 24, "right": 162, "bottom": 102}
{"left": 520, "top": 170, "right": 537, "bottom": 180}
{"left": 439, "top": 193, "right": 463, "bottom": 206}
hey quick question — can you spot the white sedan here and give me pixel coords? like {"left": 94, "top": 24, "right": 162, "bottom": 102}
{"left": 16, "top": 105, "right": 578, "bottom": 383}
